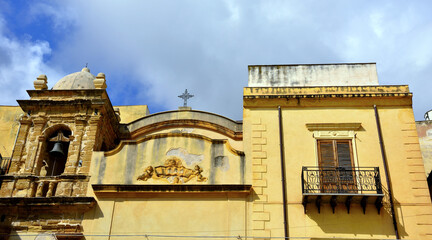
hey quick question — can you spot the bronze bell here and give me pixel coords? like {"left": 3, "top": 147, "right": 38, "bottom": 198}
{"left": 49, "top": 141, "right": 64, "bottom": 157}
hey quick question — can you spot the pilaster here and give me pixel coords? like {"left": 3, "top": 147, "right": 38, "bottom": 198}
{"left": 401, "top": 119, "right": 432, "bottom": 239}
{"left": 23, "top": 116, "right": 47, "bottom": 174}
{"left": 63, "top": 115, "right": 88, "bottom": 174}
{"left": 77, "top": 115, "right": 101, "bottom": 175}
{"left": 8, "top": 116, "right": 32, "bottom": 174}
{"left": 251, "top": 117, "right": 271, "bottom": 239}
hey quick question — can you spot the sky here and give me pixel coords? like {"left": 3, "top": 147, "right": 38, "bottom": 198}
{"left": 0, "top": 0, "right": 431, "bottom": 121}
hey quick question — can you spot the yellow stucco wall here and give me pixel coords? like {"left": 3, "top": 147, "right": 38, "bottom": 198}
{"left": 0, "top": 106, "right": 23, "bottom": 158}
{"left": 243, "top": 86, "right": 432, "bottom": 240}
{"left": 115, "top": 105, "right": 149, "bottom": 124}
{"left": 81, "top": 193, "right": 248, "bottom": 240}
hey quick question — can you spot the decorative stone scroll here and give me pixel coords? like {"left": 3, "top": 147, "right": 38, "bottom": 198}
{"left": 137, "top": 157, "right": 207, "bottom": 184}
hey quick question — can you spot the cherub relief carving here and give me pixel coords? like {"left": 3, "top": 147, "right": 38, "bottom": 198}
{"left": 137, "top": 157, "right": 207, "bottom": 184}
{"left": 137, "top": 166, "right": 154, "bottom": 181}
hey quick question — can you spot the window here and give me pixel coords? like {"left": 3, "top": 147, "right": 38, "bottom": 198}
{"left": 317, "top": 139, "right": 357, "bottom": 193}
{"left": 318, "top": 139, "right": 353, "bottom": 169}
{"left": 305, "top": 123, "right": 362, "bottom": 193}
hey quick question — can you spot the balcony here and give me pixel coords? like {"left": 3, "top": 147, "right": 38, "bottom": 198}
{"left": 302, "top": 167, "right": 384, "bottom": 214}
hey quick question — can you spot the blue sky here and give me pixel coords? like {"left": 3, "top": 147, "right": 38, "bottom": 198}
{"left": 0, "top": 0, "right": 432, "bottom": 120}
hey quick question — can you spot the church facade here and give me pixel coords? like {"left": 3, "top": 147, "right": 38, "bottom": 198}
{"left": 0, "top": 63, "right": 431, "bottom": 240}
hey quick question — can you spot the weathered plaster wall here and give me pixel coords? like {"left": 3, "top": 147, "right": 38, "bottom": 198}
{"left": 153, "top": 127, "right": 243, "bottom": 151}
{"left": 90, "top": 134, "right": 245, "bottom": 185}
{"left": 248, "top": 63, "right": 379, "bottom": 87}
{"left": 416, "top": 120, "right": 432, "bottom": 176}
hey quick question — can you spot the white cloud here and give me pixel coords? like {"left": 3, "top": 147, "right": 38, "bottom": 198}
{"left": 2, "top": 0, "right": 432, "bottom": 120}
{"left": 28, "top": 2, "right": 77, "bottom": 30}
{"left": 0, "top": 16, "right": 64, "bottom": 105}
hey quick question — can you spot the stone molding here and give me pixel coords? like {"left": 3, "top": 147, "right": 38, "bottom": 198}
{"left": 104, "top": 132, "right": 244, "bottom": 157}
{"left": 306, "top": 123, "right": 361, "bottom": 131}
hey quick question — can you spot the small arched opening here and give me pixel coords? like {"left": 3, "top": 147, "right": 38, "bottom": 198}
{"left": 43, "top": 128, "right": 72, "bottom": 176}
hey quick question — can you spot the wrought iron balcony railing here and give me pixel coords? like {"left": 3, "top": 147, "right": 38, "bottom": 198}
{"left": 302, "top": 166, "right": 383, "bottom": 194}
{"left": 301, "top": 166, "right": 384, "bottom": 214}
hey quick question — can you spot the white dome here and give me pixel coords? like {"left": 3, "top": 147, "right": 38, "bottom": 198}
{"left": 52, "top": 68, "right": 96, "bottom": 90}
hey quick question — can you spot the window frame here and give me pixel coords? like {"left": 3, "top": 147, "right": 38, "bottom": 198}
{"left": 317, "top": 139, "right": 357, "bottom": 193}
{"left": 311, "top": 129, "right": 359, "bottom": 170}
{"left": 317, "top": 139, "right": 355, "bottom": 169}
{"left": 306, "top": 123, "right": 362, "bottom": 194}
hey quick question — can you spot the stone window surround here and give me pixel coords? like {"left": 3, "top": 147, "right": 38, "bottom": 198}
{"left": 306, "top": 123, "right": 362, "bottom": 168}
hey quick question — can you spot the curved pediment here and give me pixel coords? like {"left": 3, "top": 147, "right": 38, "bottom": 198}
{"left": 105, "top": 133, "right": 244, "bottom": 157}
{"left": 91, "top": 132, "right": 245, "bottom": 185}
{"left": 90, "top": 110, "right": 245, "bottom": 185}
{"left": 127, "top": 110, "right": 243, "bottom": 140}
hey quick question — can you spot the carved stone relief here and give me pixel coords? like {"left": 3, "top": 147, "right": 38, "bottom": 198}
{"left": 313, "top": 130, "right": 354, "bottom": 138}
{"left": 137, "top": 157, "right": 207, "bottom": 184}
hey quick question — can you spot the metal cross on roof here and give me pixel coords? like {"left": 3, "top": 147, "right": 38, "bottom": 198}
{"left": 178, "top": 89, "right": 194, "bottom": 107}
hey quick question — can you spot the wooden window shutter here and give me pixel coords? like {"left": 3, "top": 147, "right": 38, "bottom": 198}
{"left": 318, "top": 141, "right": 336, "bottom": 168}
{"left": 318, "top": 140, "right": 353, "bottom": 168}
{"left": 336, "top": 140, "right": 353, "bottom": 169}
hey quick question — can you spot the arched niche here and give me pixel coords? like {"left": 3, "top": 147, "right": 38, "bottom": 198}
{"left": 37, "top": 124, "right": 74, "bottom": 176}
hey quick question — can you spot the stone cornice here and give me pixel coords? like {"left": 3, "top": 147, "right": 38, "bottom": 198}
{"left": 306, "top": 123, "right": 362, "bottom": 131}
{"left": 0, "top": 197, "right": 96, "bottom": 212}
{"left": 244, "top": 93, "right": 412, "bottom": 99}
{"left": 244, "top": 85, "right": 411, "bottom": 99}
{"left": 0, "top": 174, "right": 89, "bottom": 181}
{"left": 92, "top": 184, "right": 252, "bottom": 194}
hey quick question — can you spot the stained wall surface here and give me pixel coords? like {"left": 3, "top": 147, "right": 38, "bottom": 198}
{"left": 416, "top": 120, "right": 432, "bottom": 176}
{"left": 248, "top": 63, "right": 379, "bottom": 87}
{"left": 90, "top": 132, "right": 246, "bottom": 185}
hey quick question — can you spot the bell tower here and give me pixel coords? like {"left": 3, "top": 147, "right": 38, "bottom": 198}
{"left": 0, "top": 68, "right": 121, "bottom": 237}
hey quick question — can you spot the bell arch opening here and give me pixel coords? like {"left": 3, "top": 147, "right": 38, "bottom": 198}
{"left": 39, "top": 126, "right": 72, "bottom": 177}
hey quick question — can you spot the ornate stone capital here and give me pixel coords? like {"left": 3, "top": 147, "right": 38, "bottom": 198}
{"left": 75, "top": 115, "right": 89, "bottom": 125}
{"left": 32, "top": 117, "right": 47, "bottom": 125}
{"left": 89, "top": 115, "right": 101, "bottom": 124}
{"left": 19, "top": 116, "right": 32, "bottom": 125}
